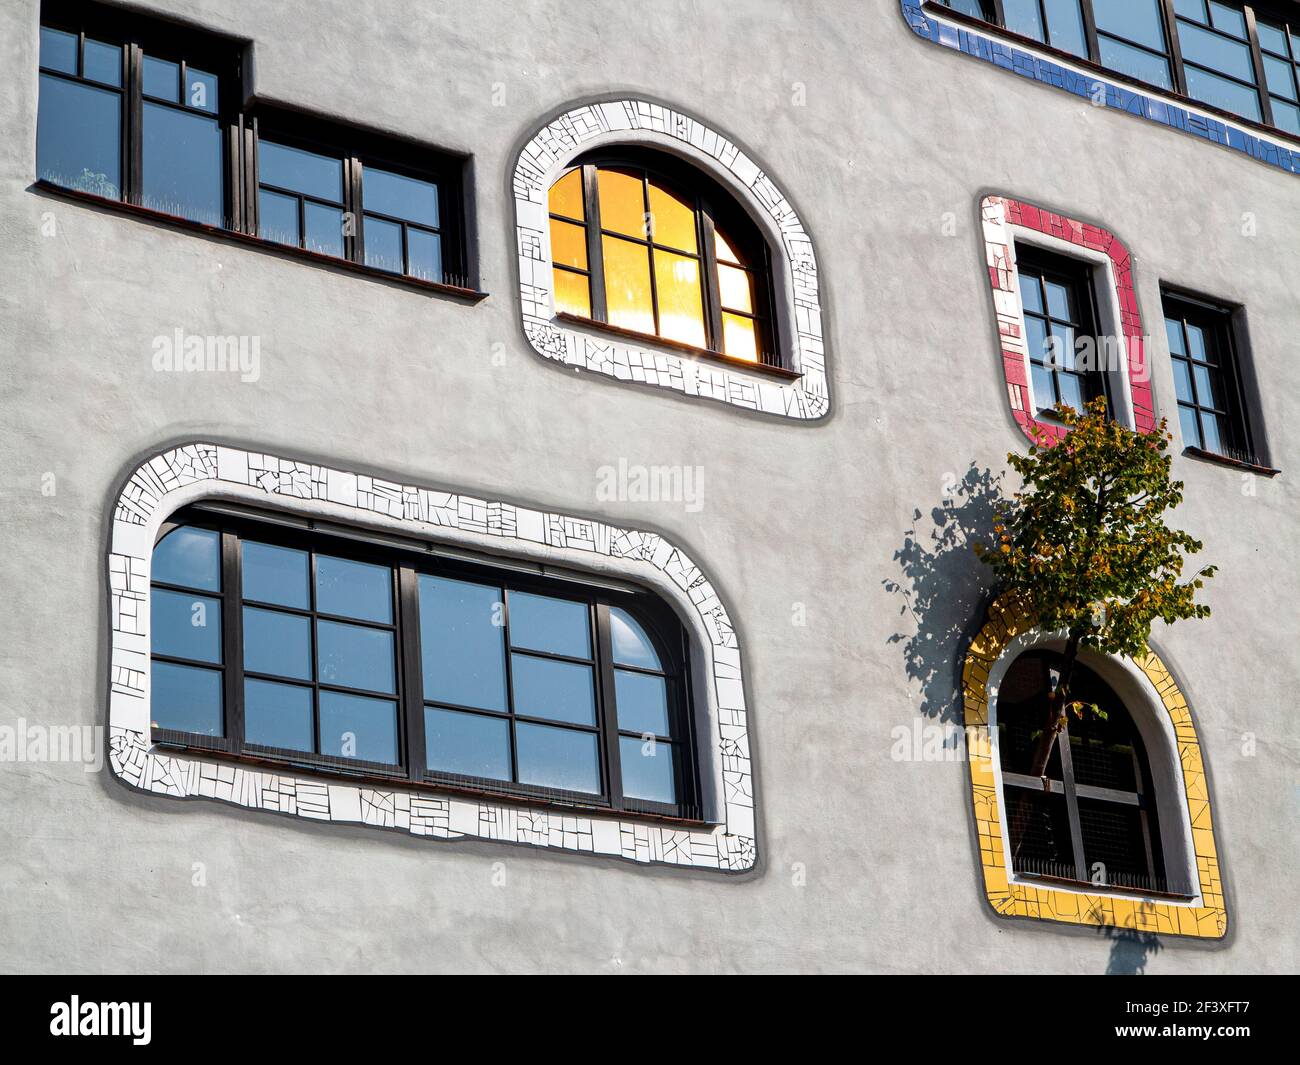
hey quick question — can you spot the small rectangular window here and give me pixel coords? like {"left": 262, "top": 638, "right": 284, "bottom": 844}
{"left": 1161, "top": 292, "right": 1261, "bottom": 465}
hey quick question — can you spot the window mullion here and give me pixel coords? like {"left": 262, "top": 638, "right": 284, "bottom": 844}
{"left": 500, "top": 587, "right": 520, "bottom": 785}
{"left": 581, "top": 164, "right": 608, "bottom": 322}
{"left": 1055, "top": 722, "right": 1089, "bottom": 882}
{"left": 222, "top": 530, "right": 245, "bottom": 754}
{"left": 698, "top": 208, "right": 724, "bottom": 355}
{"left": 593, "top": 603, "right": 624, "bottom": 809}
{"left": 641, "top": 174, "right": 662, "bottom": 337}
{"left": 397, "top": 566, "right": 426, "bottom": 782}
{"left": 1080, "top": 0, "right": 1102, "bottom": 64}
{"left": 127, "top": 41, "right": 144, "bottom": 207}
{"left": 1244, "top": 7, "right": 1277, "bottom": 127}
{"left": 1159, "top": 0, "right": 1191, "bottom": 96}
{"left": 346, "top": 155, "right": 363, "bottom": 265}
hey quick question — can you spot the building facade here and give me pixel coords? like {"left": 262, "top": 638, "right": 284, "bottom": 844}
{"left": 0, "top": 0, "right": 1296, "bottom": 972}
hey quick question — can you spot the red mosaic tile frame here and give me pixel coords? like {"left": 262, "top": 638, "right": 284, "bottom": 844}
{"left": 981, "top": 195, "right": 1155, "bottom": 445}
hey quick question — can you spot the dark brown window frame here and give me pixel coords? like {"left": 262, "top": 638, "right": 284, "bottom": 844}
{"left": 148, "top": 505, "right": 706, "bottom": 827}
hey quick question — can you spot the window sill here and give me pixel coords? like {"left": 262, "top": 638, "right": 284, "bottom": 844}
{"left": 554, "top": 312, "right": 802, "bottom": 381}
{"left": 152, "top": 737, "right": 717, "bottom": 831}
{"left": 1182, "top": 446, "right": 1280, "bottom": 477}
{"left": 1015, "top": 870, "right": 1197, "bottom": 903}
{"left": 919, "top": 1, "right": 1300, "bottom": 153}
{"left": 31, "top": 179, "right": 489, "bottom": 303}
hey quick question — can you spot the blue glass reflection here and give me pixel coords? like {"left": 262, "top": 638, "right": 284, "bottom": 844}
{"left": 419, "top": 575, "right": 507, "bottom": 711}
{"left": 609, "top": 607, "right": 661, "bottom": 669}
{"left": 363, "top": 167, "right": 439, "bottom": 227}
{"left": 243, "top": 607, "right": 312, "bottom": 680}
{"left": 515, "top": 723, "right": 599, "bottom": 793}
{"left": 142, "top": 56, "right": 179, "bottom": 101}
{"left": 83, "top": 39, "right": 122, "bottom": 86}
{"left": 508, "top": 591, "right": 590, "bottom": 658}
{"left": 304, "top": 202, "right": 346, "bottom": 258}
{"left": 618, "top": 736, "right": 675, "bottom": 803}
{"left": 316, "top": 620, "right": 394, "bottom": 693}
{"left": 425, "top": 707, "right": 511, "bottom": 781}
{"left": 614, "top": 670, "right": 669, "bottom": 736}
{"left": 244, "top": 678, "right": 313, "bottom": 751}
{"left": 152, "top": 526, "right": 220, "bottom": 591}
{"left": 363, "top": 215, "right": 403, "bottom": 273}
{"left": 242, "top": 541, "right": 309, "bottom": 608}
{"left": 258, "top": 140, "right": 343, "bottom": 202}
{"left": 37, "top": 74, "right": 122, "bottom": 198}
{"left": 259, "top": 188, "right": 299, "bottom": 245}
{"left": 510, "top": 654, "right": 595, "bottom": 726}
{"left": 152, "top": 589, "right": 222, "bottom": 662}
{"left": 318, "top": 691, "right": 398, "bottom": 763}
{"left": 316, "top": 556, "right": 392, "bottom": 623}
{"left": 142, "top": 102, "right": 224, "bottom": 225}
{"left": 152, "top": 661, "right": 223, "bottom": 735}
{"left": 39, "top": 27, "right": 78, "bottom": 74}
{"left": 407, "top": 227, "right": 442, "bottom": 282}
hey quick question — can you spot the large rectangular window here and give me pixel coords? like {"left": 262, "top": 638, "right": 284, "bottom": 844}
{"left": 149, "top": 510, "right": 698, "bottom": 820}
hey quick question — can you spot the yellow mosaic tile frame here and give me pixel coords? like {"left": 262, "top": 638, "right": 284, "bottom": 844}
{"left": 962, "top": 596, "right": 1227, "bottom": 939}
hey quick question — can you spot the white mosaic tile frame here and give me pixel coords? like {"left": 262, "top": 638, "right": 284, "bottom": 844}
{"left": 106, "top": 444, "right": 756, "bottom": 872}
{"left": 513, "top": 98, "right": 829, "bottom": 419}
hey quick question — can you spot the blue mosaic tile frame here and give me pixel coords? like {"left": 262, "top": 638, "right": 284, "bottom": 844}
{"left": 900, "top": 0, "right": 1300, "bottom": 176}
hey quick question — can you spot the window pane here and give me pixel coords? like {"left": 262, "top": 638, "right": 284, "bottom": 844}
{"left": 83, "top": 39, "right": 122, "bottom": 87}
{"left": 1031, "top": 363, "right": 1055, "bottom": 409}
{"left": 653, "top": 250, "right": 707, "bottom": 348}
{"left": 1174, "top": 0, "right": 1206, "bottom": 22}
{"left": 1207, "top": 1, "right": 1245, "bottom": 38}
{"left": 602, "top": 235, "right": 655, "bottom": 335}
{"left": 553, "top": 268, "right": 591, "bottom": 317}
{"left": 185, "top": 68, "right": 218, "bottom": 113}
{"left": 1178, "top": 22, "right": 1255, "bottom": 82}
{"left": 142, "top": 56, "right": 179, "bottom": 101}
{"left": 550, "top": 218, "right": 587, "bottom": 269}
{"left": 615, "top": 670, "right": 670, "bottom": 736}
{"left": 609, "top": 607, "right": 662, "bottom": 669}
{"left": 508, "top": 591, "right": 591, "bottom": 658}
{"left": 39, "top": 27, "right": 78, "bottom": 74}
{"left": 363, "top": 214, "right": 403, "bottom": 273}
{"left": 362, "top": 166, "right": 438, "bottom": 227}
{"left": 151, "top": 661, "right": 223, "bottom": 735}
{"left": 1184, "top": 65, "right": 1262, "bottom": 120}
{"left": 1263, "top": 55, "right": 1297, "bottom": 100}
{"left": 304, "top": 201, "right": 346, "bottom": 258}
{"left": 510, "top": 654, "right": 596, "bottom": 726}
{"left": 714, "top": 230, "right": 742, "bottom": 265}
{"left": 1044, "top": 278, "right": 1072, "bottom": 319}
{"left": 316, "top": 556, "right": 392, "bottom": 623}
{"left": 243, "top": 607, "right": 312, "bottom": 681}
{"left": 1098, "top": 36, "right": 1173, "bottom": 89}
{"left": 242, "top": 541, "right": 308, "bottom": 608}
{"left": 1056, "top": 373, "right": 1085, "bottom": 411}
{"left": 1044, "top": 0, "right": 1088, "bottom": 58}
{"left": 142, "top": 103, "right": 224, "bottom": 226}
{"left": 548, "top": 168, "right": 585, "bottom": 221}
{"left": 1049, "top": 323, "right": 1076, "bottom": 370}
{"left": 316, "top": 620, "right": 395, "bottom": 694}
{"left": 259, "top": 189, "right": 299, "bottom": 246}
{"left": 1019, "top": 272, "right": 1043, "bottom": 314}
{"left": 1271, "top": 98, "right": 1300, "bottom": 135}
{"left": 244, "top": 678, "right": 313, "bottom": 752}
{"left": 37, "top": 75, "right": 122, "bottom": 198}
{"left": 1200, "top": 410, "right": 1224, "bottom": 452}
{"left": 647, "top": 178, "right": 697, "bottom": 252}
{"left": 419, "top": 574, "right": 507, "bottom": 712}
{"left": 1078, "top": 798, "right": 1150, "bottom": 882}
{"left": 717, "top": 263, "right": 754, "bottom": 313}
{"left": 1172, "top": 357, "right": 1194, "bottom": 403}
{"left": 515, "top": 723, "right": 600, "bottom": 793}
{"left": 1192, "top": 363, "right": 1218, "bottom": 408}
{"left": 1002, "top": 0, "right": 1045, "bottom": 41}
{"left": 424, "top": 707, "right": 511, "bottom": 781}
{"left": 1256, "top": 20, "right": 1289, "bottom": 57}
{"left": 1094, "top": 0, "right": 1167, "bottom": 51}
{"left": 619, "top": 736, "right": 675, "bottom": 803}
{"left": 1005, "top": 790, "right": 1074, "bottom": 872}
{"left": 153, "top": 526, "right": 221, "bottom": 591}
{"left": 318, "top": 691, "right": 398, "bottom": 764}
{"left": 1178, "top": 404, "right": 1203, "bottom": 447}
{"left": 1164, "top": 317, "right": 1185, "bottom": 355}
{"left": 407, "top": 227, "right": 442, "bottom": 282}
{"left": 1185, "top": 322, "right": 1208, "bottom": 360}
{"left": 597, "top": 167, "right": 647, "bottom": 237}
{"left": 258, "top": 140, "right": 342, "bottom": 202}
{"left": 1030, "top": 315, "right": 1055, "bottom": 362}
{"left": 152, "top": 589, "right": 222, "bottom": 662}
{"left": 721, "top": 312, "right": 758, "bottom": 360}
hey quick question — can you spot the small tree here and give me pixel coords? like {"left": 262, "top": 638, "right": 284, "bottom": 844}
{"left": 977, "top": 397, "right": 1216, "bottom": 786}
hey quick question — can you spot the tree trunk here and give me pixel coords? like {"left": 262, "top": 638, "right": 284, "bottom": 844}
{"left": 1028, "top": 632, "right": 1081, "bottom": 790}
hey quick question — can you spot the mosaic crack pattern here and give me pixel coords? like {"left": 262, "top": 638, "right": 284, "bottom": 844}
{"left": 980, "top": 194, "right": 1155, "bottom": 445}
{"left": 962, "top": 596, "right": 1227, "bottom": 938}
{"left": 106, "top": 444, "right": 756, "bottom": 872}
{"left": 513, "top": 98, "right": 829, "bottom": 420}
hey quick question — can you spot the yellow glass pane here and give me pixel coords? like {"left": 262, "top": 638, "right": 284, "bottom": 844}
{"left": 550, "top": 218, "right": 587, "bottom": 270}
{"left": 714, "top": 230, "right": 741, "bottom": 265}
{"left": 653, "top": 250, "right": 706, "bottom": 348}
{"left": 553, "top": 268, "right": 591, "bottom": 317}
{"left": 717, "top": 263, "right": 753, "bottom": 313}
{"left": 548, "top": 169, "right": 584, "bottom": 221}
{"left": 601, "top": 235, "right": 654, "bottom": 334}
{"left": 597, "top": 167, "right": 647, "bottom": 238}
{"left": 722, "top": 312, "right": 758, "bottom": 361}
{"left": 648, "top": 178, "right": 697, "bottom": 252}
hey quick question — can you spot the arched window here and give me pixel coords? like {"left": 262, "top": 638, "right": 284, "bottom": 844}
{"left": 547, "top": 148, "right": 777, "bottom": 365}
{"left": 996, "top": 650, "right": 1171, "bottom": 894}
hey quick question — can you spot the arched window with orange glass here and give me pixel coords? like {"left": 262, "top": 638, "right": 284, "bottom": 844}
{"left": 547, "top": 148, "right": 778, "bottom": 367}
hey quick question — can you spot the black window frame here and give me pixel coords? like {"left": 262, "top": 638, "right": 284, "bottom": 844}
{"left": 1161, "top": 290, "right": 1261, "bottom": 465}
{"left": 36, "top": 0, "right": 475, "bottom": 293}
{"left": 550, "top": 147, "right": 783, "bottom": 370}
{"left": 930, "top": 0, "right": 1300, "bottom": 141}
{"left": 1015, "top": 244, "right": 1112, "bottom": 418}
{"left": 147, "top": 506, "right": 703, "bottom": 825}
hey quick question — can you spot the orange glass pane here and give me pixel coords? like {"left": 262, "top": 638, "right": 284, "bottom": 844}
{"left": 601, "top": 235, "right": 654, "bottom": 334}
{"left": 648, "top": 178, "right": 697, "bottom": 252}
{"left": 653, "top": 250, "right": 706, "bottom": 348}
{"left": 717, "top": 263, "right": 753, "bottom": 313}
{"left": 597, "top": 167, "right": 647, "bottom": 238}
{"left": 549, "top": 218, "right": 587, "bottom": 270}
{"left": 722, "top": 312, "right": 758, "bottom": 361}
{"left": 553, "top": 268, "right": 591, "bottom": 317}
{"left": 714, "top": 230, "right": 741, "bottom": 265}
{"left": 548, "top": 168, "right": 584, "bottom": 221}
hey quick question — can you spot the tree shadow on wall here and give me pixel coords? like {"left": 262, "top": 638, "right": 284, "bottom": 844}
{"left": 1096, "top": 922, "right": 1164, "bottom": 975}
{"left": 883, "top": 464, "right": 1005, "bottom": 726}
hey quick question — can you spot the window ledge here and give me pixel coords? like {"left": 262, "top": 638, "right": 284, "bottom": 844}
{"left": 1182, "top": 446, "right": 1279, "bottom": 477}
{"left": 31, "top": 179, "right": 489, "bottom": 303}
{"left": 555, "top": 312, "right": 803, "bottom": 381}
{"left": 919, "top": 1, "right": 1300, "bottom": 153}
{"left": 1015, "top": 870, "right": 1197, "bottom": 903}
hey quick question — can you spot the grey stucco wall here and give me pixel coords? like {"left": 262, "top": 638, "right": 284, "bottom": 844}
{"left": 0, "top": 0, "right": 1296, "bottom": 973}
